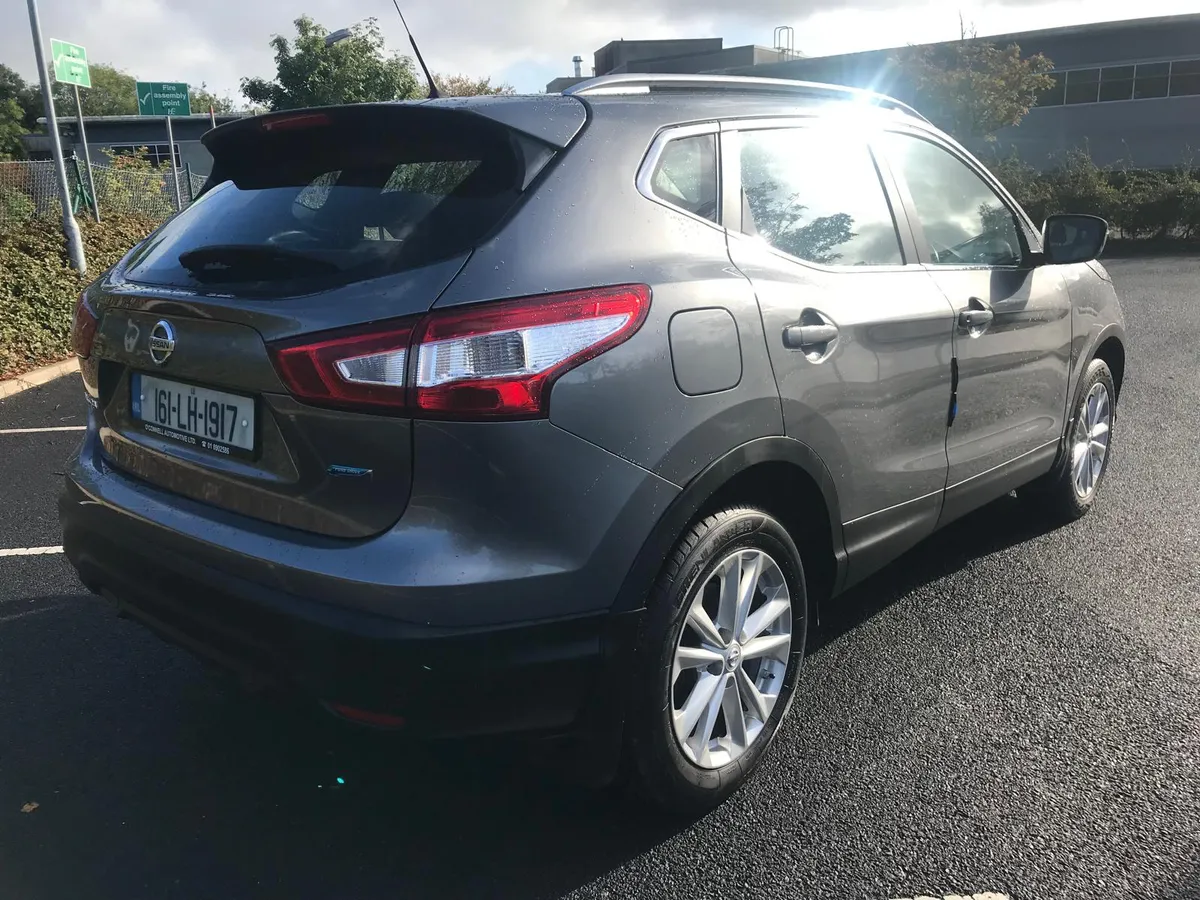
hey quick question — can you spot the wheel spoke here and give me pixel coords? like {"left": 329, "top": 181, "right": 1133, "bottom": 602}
{"left": 737, "top": 667, "right": 771, "bottom": 723}
{"left": 1091, "top": 421, "right": 1110, "bottom": 444}
{"left": 742, "top": 633, "right": 791, "bottom": 660}
{"left": 687, "top": 603, "right": 724, "bottom": 648}
{"left": 675, "top": 645, "right": 724, "bottom": 670}
{"left": 715, "top": 555, "right": 740, "bottom": 635}
{"left": 722, "top": 677, "right": 748, "bottom": 752}
{"left": 1072, "top": 442, "right": 1089, "bottom": 487}
{"left": 740, "top": 593, "right": 789, "bottom": 644}
{"left": 734, "top": 551, "right": 764, "bottom": 639}
{"left": 686, "top": 673, "right": 728, "bottom": 764}
{"left": 674, "top": 672, "right": 722, "bottom": 739}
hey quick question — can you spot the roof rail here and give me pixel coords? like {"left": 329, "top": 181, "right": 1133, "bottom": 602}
{"left": 562, "top": 73, "right": 931, "bottom": 124}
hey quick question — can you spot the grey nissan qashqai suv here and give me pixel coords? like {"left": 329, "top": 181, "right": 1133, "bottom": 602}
{"left": 60, "top": 74, "right": 1126, "bottom": 814}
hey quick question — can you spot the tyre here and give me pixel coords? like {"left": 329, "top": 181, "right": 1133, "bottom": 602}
{"left": 626, "top": 507, "right": 808, "bottom": 815}
{"left": 1022, "top": 358, "right": 1116, "bottom": 522}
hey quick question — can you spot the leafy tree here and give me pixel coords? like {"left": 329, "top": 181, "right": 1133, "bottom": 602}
{"left": 241, "top": 15, "right": 421, "bottom": 111}
{"left": 432, "top": 74, "right": 515, "bottom": 97}
{"left": 52, "top": 62, "right": 138, "bottom": 117}
{"left": 190, "top": 83, "right": 238, "bottom": 115}
{"left": 895, "top": 37, "right": 1055, "bottom": 142}
{"left": 0, "top": 64, "right": 41, "bottom": 131}
{"left": 0, "top": 97, "right": 28, "bottom": 160}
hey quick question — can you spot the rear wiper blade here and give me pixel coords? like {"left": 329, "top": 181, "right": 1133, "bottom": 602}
{"left": 178, "top": 244, "right": 341, "bottom": 281}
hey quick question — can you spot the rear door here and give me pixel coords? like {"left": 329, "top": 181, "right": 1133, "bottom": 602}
{"left": 877, "top": 129, "right": 1072, "bottom": 525}
{"left": 88, "top": 102, "right": 581, "bottom": 538}
{"left": 722, "top": 117, "right": 957, "bottom": 587}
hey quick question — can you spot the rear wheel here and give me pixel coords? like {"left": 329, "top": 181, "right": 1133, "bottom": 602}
{"left": 1022, "top": 358, "right": 1116, "bottom": 522}
{"left": 626, "top": 507, "right": 807, "bottom": 815}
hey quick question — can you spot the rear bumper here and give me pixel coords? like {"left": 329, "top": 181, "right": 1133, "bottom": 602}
{"left": 60, "top": 444, "right": 652, "bottom": 739}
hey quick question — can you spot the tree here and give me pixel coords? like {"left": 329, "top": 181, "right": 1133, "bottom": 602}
{"left": 51, "top": 62, "right": 138, "bottom": 117}
{"left": 0, "top": 64, "right": 41, "bottom": 131}
{"left": 432, "top": 74, "right": 515, "bottom": 97}
{"left": 895, "top": 37, "right": 1055, "bottom": 142}
{"left": 190, "top": 83, "right": 238, "bottom": 115}
{"left": 241, "top": 15, "right": 421, "bottom": 111}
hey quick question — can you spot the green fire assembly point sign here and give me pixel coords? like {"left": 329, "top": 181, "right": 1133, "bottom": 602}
{"left": 135, "top": 81, "right": 192, "bottom": 117}
{"left": 50, "top": 39, "right": 91, "bottom": 88}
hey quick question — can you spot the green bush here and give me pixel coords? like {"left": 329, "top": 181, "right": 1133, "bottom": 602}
{"left": 0, "top": 187, "right": 35, "bottom": 229}
{"left": 0, "top": 213, "right": 157, "bottom": 377}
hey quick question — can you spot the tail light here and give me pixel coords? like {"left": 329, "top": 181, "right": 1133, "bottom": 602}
{"left": 69, "top": 292, "right": 98, "bottom": 359}
{"left": 268, "top": 284, "right": 650, "bottom": 419}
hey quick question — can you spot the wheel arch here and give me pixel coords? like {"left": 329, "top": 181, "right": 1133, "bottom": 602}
{"left": 612, "top": 436, "right": 848, "bottom": 621}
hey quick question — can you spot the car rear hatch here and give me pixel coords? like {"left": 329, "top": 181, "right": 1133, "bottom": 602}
{"left": 83, "top": 99, "right": 585, "bottom": 538}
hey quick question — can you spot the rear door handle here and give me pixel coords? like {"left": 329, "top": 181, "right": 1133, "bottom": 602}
{"left": 784, "top": 323, "right": 839, "bottom": 349}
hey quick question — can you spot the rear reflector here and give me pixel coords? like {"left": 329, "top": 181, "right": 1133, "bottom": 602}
{"left": 327, "top": 703, "right": 406, "bottom": 729}
{"left": 69, "top": 292, "right": 98, "bottom": 359}
{"left": 267, "top": 284, "right": 651, "bottom": 420}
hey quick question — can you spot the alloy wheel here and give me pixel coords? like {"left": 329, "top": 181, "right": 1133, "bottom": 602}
{"left": 670, "top": 548, "right": 792, "bottom": 769}
{"left": 1071, "top": 382, "right": 1112, "bottom": 499}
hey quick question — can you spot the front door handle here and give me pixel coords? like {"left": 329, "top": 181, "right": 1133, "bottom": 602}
{"left": 958, "top": 297, "right": 994, "bottom": 331}
{"left": 784, "top": 323, "right": 839, "bottom": 349}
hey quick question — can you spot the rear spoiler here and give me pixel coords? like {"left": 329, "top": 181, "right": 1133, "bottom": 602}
{"left": 203, "top": 95, "right": 588, "bottom": 157}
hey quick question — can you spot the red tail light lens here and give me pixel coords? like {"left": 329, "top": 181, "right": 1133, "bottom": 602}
{"left": 413, "top": 285, "right": 651, "bottom": 418}
{"left": 269, "top": 321, "right": 415, "bottom": 412}
{"left": 267, "top": 284, "right": 650, "bottom": 419}
{"left": 69, "top": 292, "right": 98, "bottom": 359}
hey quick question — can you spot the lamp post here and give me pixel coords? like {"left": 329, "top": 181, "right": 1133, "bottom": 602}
{"left": 25, "top": 0, "right": 86, "bottom": 273}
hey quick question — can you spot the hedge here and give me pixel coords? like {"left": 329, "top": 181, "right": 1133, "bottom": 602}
{"left": 0, "top": 214, "right": 157, "bottom": 378}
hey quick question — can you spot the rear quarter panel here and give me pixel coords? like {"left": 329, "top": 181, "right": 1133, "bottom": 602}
{"left": 436, "top": 99, "right": 784, "bottom": 487}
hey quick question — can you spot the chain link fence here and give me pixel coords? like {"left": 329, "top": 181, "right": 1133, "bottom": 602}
{"left": 0, "top": 157, "right": 207, "bottom": 230}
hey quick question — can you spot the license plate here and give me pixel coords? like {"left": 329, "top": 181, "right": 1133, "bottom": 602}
{"left": 131, "top": 373, "right": 256, "bottom": 457}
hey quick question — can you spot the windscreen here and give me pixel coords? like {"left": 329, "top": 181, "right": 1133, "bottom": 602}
{"left": 123, "top": 109, "right": 534, "bottom": 297}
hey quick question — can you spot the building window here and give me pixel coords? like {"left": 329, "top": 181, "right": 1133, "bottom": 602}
{"left": 1038, "top": 71, "right": 1066, "bottom": 106}
{"left": 1065, "top": 68, "right": 1100, "bottom": 104}
{"left": 1098, "top": 65, "right": 1134, "bottom": 102}
{"left": 1134, "top": 62, "right": 1171, "bottom": 99}
{"left": 104, "top": 143, "right": 181, "bottom": 168}
{"left": 1170, "top": 59, "right": 1200, "bottom": 96}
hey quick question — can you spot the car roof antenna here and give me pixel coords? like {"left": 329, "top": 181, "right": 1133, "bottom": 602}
{"left": 390, "top": 0, "right": 440, "bottom": 100}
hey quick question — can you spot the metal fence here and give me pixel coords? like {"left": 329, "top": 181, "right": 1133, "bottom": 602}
{"left": 0, "top": 157, "right": 207, "bottom": 229}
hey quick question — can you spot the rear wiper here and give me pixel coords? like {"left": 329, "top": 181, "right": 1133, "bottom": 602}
{"left": 178, "top": 244, "right": 341, "bottom": 282}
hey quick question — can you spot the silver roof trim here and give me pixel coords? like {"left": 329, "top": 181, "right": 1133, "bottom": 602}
{"left": 562, "top": 73, "right": 930, "bottom": 123}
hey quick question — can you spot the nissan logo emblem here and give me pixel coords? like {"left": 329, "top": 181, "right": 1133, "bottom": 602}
{"left": 148, "top": 320, "right": 176, "bottom": 366}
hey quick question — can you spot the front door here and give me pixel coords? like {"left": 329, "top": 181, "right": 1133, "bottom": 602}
{"left": 879, "top": 130, "right": 1073, "bottom": 524}
{"left": 723, "top": 120, "right": 957, "bottom": 587}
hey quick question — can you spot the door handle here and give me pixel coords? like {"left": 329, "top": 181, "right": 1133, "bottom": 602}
{"left": 783, "top": 323, "right": 839, "bottom": 349}
{"left": 957, "top": 297, "right": 994, "bottom": 330}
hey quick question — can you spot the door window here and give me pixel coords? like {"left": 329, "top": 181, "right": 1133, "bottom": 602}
{"left": 736, "top": 127, "right": 904, "bottom": 267}
{"left": 883, "top": 133, "right": 1024, "bottom": 268}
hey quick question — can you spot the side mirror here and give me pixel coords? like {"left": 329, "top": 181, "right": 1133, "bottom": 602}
{"left": 1041, "top": 214, "right": 1108, "bottom": 265}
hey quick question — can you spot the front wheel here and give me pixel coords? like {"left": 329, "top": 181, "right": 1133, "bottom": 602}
{"left": 626, "top": 507, "right": 807, "bottom": 815}
{"left": 1022, "top": 357, "right": 1117, "bottom": 522}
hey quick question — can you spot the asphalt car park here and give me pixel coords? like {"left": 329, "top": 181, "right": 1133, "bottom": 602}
{"left": 1, "top": 256, "right": 1197, "bottom": 900}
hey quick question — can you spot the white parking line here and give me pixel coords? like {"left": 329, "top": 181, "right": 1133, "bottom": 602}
{"left": 0, "top": 546, "right": 64, "bottom": 557}
{"left": 0, "top": 426, "right": 86, "bottom": 435}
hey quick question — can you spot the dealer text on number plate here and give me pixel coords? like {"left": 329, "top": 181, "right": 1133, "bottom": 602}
{"left": 132, "top": 374, "right": 256, "bottom": 454}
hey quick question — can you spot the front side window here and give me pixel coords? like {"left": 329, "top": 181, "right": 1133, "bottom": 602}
{"left": 649, "top": 133, "right": 718, "bottom": 222}
{"left": 882, "top": 133, "right": 1024, "bottom": 268}
{"left": 737, "top": 127, "right": 903, "bottom": 267}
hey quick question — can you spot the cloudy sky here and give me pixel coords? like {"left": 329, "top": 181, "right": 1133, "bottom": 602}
{"left": 4, "top": 0, "right": 1197, "bottom": 102}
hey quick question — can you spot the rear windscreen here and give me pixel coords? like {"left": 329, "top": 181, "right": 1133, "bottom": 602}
{"left": 122, "top": 109, "right": 542, "bottom": 296}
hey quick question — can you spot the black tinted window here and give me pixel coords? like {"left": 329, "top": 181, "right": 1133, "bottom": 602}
{"left": 650, "top": 134, "right": 718, "bottom": 222}
{"left": 738, "top": 127, "right": 903, "bottom": 267}
{"left": 883, "top": 133, "right": 1023, "bottom": 267}
{"left": 124, "top": 113, "right": 531, "bottom": 296}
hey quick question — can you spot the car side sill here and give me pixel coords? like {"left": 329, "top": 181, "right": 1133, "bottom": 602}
{"left": 938, "top": 440, "right": 1059, "bottom": 529}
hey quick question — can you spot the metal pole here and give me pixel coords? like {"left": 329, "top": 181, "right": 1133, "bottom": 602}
{"left": 165, "top": 114, "right": 182, "bottom": 211}
{"left": 209, "top": 105, "right": 216, "bottom": 129}
{"left": 25, "top": 0, "right": 85, "bottom": 273}
{"left": 74, "top": 84, "right": 99, "bottom": 222}
{"left": 184, "top": 162, "right": 194, "bottom": 202}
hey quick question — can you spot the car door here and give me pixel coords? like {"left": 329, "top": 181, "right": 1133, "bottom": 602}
{"left": 722, "top": 118, "right": 957, "bottom": 588}
{"left": 878, "top": 130, "right": 1073, "bottom": 526}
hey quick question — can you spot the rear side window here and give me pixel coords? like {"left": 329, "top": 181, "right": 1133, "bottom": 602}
{"left": 123, "top": 110, "right": 544, "bottom": 297}
{"left": 649, "top": 134, "right": 718, "bottom": 222}
{"left": 737, "top": 127, "right": 903, "bottom": 267}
